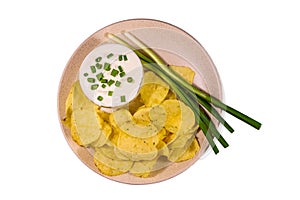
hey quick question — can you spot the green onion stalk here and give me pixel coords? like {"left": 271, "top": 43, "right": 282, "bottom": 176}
{"left": 106, "top": 32, "right": 262, "bottom": 154}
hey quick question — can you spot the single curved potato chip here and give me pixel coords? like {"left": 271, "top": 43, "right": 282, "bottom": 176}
{"left": 114, "top": 147, "right": 130, "bottom": 160}
{"left": 128, "top": 94, "right": 144, "bottom": 115}
{"left": 161, "top": 100, "right": 196, "bottom": 134}
{"left": 94, "top": 159, "right": 125, "bottom": 176}
{"left": 94, "top": 148, "right": 133, "bottom": 172}
{"left": 165, "top": 90, "right": 177, "bottom": 100}
{"left": 168, "top": 133, "right": 194, "bottom": 149}
{"left": 133, "top": 107, "right": 151, "bottom": 125}
{"left": 130, "top": 158, "right": 158, "bottom": 175}
{"left": 111, "top": 108, "right": 165, "bottom": 138}
{"left": 96, "top": 107, "right": 110, "bottom": 123}
{"left": 162, "top": 131, "right": 177, "bottom": 145}
{"left": 96, "top": 145, "right": 127, "bottom": 161}
{"left": 91, "top": 112, "right": 112, "bottom": 148}
{"left": 71, "top": 81, "right": 102, "bottom": 146}
{"left": 62, "top": 83, "right": 74, "bottom": 128}
{"left": 168, "top": 136, "right": 195, "bottom": 162}
{"left": 70, "top": 121, "right": 82, "bottom": 146}
{"left": 140, "top": 71, "right": 169, "bottom": 106}
{"left": 170, "top": 65, "right": 195, "bottom": 84}
{"left": 116, "top": 130, "right": 159, "bottom": 161}
{"left": 176, "top": 138, "right": 200, "bottom": 162}
{"left": 156, "top": 140, "right": 169, "bottom": 157}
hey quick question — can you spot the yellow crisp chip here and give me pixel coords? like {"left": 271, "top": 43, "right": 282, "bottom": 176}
{"left": 111, "top": 108, "right": 165, "bottom": 138}
{"left": 161, "top": 100, "right": 196, "bottom": 135}
{"left": 163, "top": 131, "right": 177, "bottom": 145}
{"left": 128, "top": 94, "right": 144, "bottom": 115}
{"left": 71, "top": 81, "right": 102, "bottom": 146}
{"left": 62, "top": 83, "right": 74, "bottom": 129}
{"left": 94, "top": 148, "right": 133, "bottom": 172}
{"left": 130, "top": 158, "right": 158, "bottom": 176}
{"left": 165, "top": 90, "right": 177, "bottom": 100}
{"left": 170, "top": 65, "right": 195, "bottom": 84}
{"left": 106, "top": 124, "right": 121, "bottom": 147}
{"left": 116, "top": 130, "right": 159, "bottom": 161}
{"left": 156, "top": 140, "right": 169, "bottom": 157}
{"left": 95, "top": 107, "right": 110, "bottom": 123}
{"left": 70, "top": 117, "right": 82, "bottom": 146}
{"left": 140, "top": 71, "right": 169, "bottom": 106}
{"left": 91, "top": 110, "right": 112, "bottom": 148}
{"left": 161, "top": 100, "right": 181, "bottom": 133}
{"left": 114, "top": 147, "right": 130, "bottom": 160}
{"left": 94, "top": 158, "right": 125, "bottom": 176}
{"left": 133, "top": 107, "right": 151, "bottom": 125}
{"left": 176, "top": 138, "right": 200, "bottom": 162}
{"left": 168, "top": 136, "right": 195, "bottom": 162}
{"left": 168, "top": 133, "right": 194, "bottom": 149}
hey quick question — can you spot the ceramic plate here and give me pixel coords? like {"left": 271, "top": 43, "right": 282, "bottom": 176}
{"left": 57, "top": 19, "right": 222, "bottom": 184}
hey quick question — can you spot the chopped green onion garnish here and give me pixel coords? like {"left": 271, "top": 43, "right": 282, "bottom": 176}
{"left": 91, "top": 84, "right": 99, "bottom": 90}
{"left": 96, "top": 63, "right": 102, "bottom": 69}
{"left": 96, "top": 73, "right": 104, "bottom": 81}
{"left": 118, "top": 65, "right": 124, "bottom": 72}
{"left": 108, "top": 91, "right": 113, "bottom": 96}
{"left": 95, "top": 57, "right": 102, "bottom": 62}
{"left": 107, "top": 53, "right": 114, "bottom": 59}
{"left": 90, "top": 66, "right": 96, "bottom": 73}
{"left": 123, "top": 55, "right": 128, "bottom": 61}
{"left": 120, "top": 71, "right": 126, "bottom": 77}
{"left": 111, "top": 69, "right": 119, "bottom": 77}
{"left": 104, "top": 63, "right": 111, "bottom": 71}
{"left": 101, "top": 84, "right": 106, "bottom": 88}
{"left": 115, "top": 81, "right": 121, "bottom": 87}
{"left": 108, "top": 79, "right": 115, "bottom": 86}
{"left": 127, "top": 77, "right": 133, "bottom": 83}
{"left": 84, "top": 73, "right": 89, "bottom": 77}
{"left": 120, "top": 95, "right": 126, "bottom": 102}
{"left": 101, "top": 79, "right": 108, "bottom": 83}
{"left": 97, "top": 96, "right": 103, "bottom": 101}
{"left": 118, "top": 55, "right": 123, "bottom": 61}
{"left": 87, "top": 78, "right": 95, "bottom": 83}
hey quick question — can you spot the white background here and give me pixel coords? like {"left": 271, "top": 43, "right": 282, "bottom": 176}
{"left": 0, "top": 0, "right": 299, "bottom": 199}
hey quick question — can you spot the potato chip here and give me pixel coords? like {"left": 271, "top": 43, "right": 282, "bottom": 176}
{"left": 107, "top": 127, "right": 119, "bottom": 146}
{"left": 168, "top": 133, "right": 194, "bottom": 149}
{"left": 156, "top": 140, "right": 169, "bottom": 157}
{"left": 70, "top": 116, "right": 83, "bottom": 146}
{"left": 165, "top": 90, "right": 177, "bottom": 100}
{"left": 149, "top": 105, "right": 167, "bottom": 129}
{"left": 163, "top": 131, "right": 177, "bottom": 145}
{"left": 94, "top": 148, "right": 133, "bottom": 172}
{"left": 130, "top": 158, "right": 158, "bottom": 175}
{"left": 95, "top": 107, "right": 110, "bottom": 123}
{"left": 133, "top": 107, "right": 151, "bottom": 125}
{"left": 62, "top": 83, "right": 74, "bottom": 128}
{"left": 168, "top": 136, "right": 195, "bottom": 162}
{"left": 114, "top": 147, "right": 130, "bottom": 160}
{"left": 176, "top": 138, "right": 200, "bottom": 162}
{"left": 111, "top": 108, "right": 164, "bottom": 138}
{"left": 140, "top": 71, "right": 169, "bottom": 106}
{"left": 71, "top": 81, "right": 102, "bottom": 146}
{"left": 170, "top": 65, "right": 195, "bottom": 84}
{"left": 128, "top": 94, "right": 144, "bottom": 115}
{"left": 161, "top": 100, "right": 196, "bottom": 134}
{"left": 94, "top": 158, "right": 125, "bottom": 176}
{"left": 116, "top": 130, "right": 159, "bottom": 161}
{"left": 91, "top": 111, "right": 112, "bottom": 148}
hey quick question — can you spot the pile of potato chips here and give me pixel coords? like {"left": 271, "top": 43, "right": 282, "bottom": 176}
{"left": 63, "top": 66, "right": 201, "bottom": 177}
